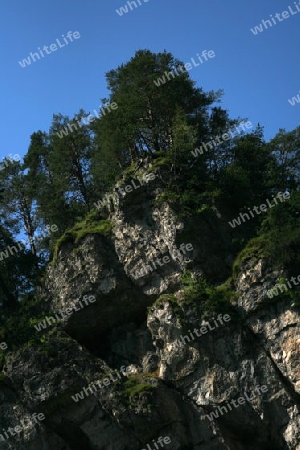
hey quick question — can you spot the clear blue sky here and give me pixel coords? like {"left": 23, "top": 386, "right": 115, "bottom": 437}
{"left": 1, "top": 0, "right": 299, "bottom": 162}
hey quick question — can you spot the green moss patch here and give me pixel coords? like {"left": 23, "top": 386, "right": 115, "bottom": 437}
{"left": 53, "top": 211, "right": 113, "bottom": 262}
{"left": 118, "top": 374, "right": 157, "bottom": 409}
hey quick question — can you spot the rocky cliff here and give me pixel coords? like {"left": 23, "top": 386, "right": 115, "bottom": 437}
{"left": 0, "top": 163, "right": 299, "bottom": 449}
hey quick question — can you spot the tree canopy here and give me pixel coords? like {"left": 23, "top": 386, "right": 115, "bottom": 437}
{"left": 0, "top": 48, "right": 299, "bottom": 310}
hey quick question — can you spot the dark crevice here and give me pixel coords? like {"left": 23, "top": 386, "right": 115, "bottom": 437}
{"left": 66, "top": 315, "right": 149, "bottom": 364}
{"left": 43, "top": 417, "right": 96, "bottom": 450}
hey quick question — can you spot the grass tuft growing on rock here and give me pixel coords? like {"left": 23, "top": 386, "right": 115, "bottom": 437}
{"left": 118, "top": 374, "right": 157, "bottom": 412}
{"left": 150, "top": 272, "right": 237, "bottom": 324}
{"left": 52, "top": 211, "right": 113, "bottom": 262}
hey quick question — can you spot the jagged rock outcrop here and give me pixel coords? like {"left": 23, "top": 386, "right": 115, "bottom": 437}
{"left": 147, "top": 263, "right": 300, "bottom": 449}
{"left": 1, "top": 166, "right": 299, "bottom": 449}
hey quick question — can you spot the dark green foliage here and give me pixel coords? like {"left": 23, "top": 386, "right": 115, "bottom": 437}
{"left": 0, "top": 294, "right": 46, "bottom": 369}
{"left": 0, "top": 225, "right": 38, "bottom": 309}
{"left": 91, "top": 49, "right": 220, "bottom": 177}
{"left": 24, "top": 112, "right": 94, "bottom": 242}
{"left": 218, "top": 126, "right": 274, "bottom": 209}
{"left": 267, "top": 127, "right": 300, "bottom": 191}
{"left": 49, "top": 111, "right": 93, "bottom": 209}
{"left": 181, "top": 271, "right": 236, "bottom": 318}
{"left": 260, "top": 190, "right": 300, "bottom": 275}
{"left": 0, "top": 160, "right": 37, "bottom": 255}
{"left": 231, "top": 189, "right": 299, "bottom": 281}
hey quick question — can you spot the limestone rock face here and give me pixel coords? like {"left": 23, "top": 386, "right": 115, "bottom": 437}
{"left": 147, "top": 260, "right": 300, "bottom": 449}
{"left": 40, "top": 165, "right": 232, "bottom": 340}
{"left": 42, "top": 234, "right": 152, "bottom": 342}
{"left": 1, "top": 169, "right": 299, "bottom": 449}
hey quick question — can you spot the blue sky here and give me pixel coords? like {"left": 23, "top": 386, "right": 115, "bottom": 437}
{"left": 1, "top": 0, "right": 299, "bottom": 162}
